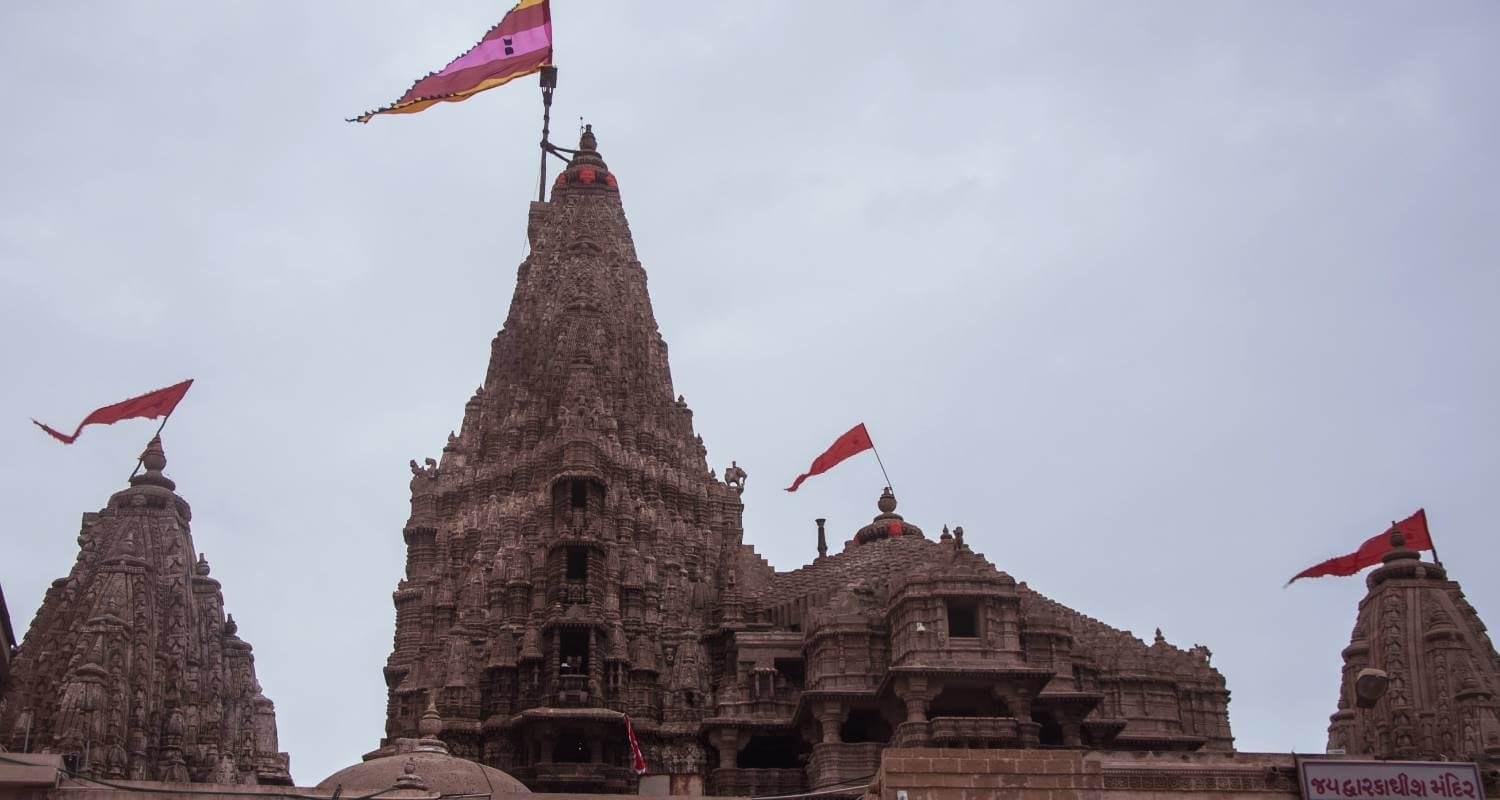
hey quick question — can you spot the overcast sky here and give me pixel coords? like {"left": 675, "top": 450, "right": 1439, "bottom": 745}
{"left": 3, "top": 0, "right": 1498, "bottom": 786}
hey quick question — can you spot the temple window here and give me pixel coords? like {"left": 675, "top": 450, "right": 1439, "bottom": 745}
{"left": 570, "top": 479, "right": 587, "bottom": 509}
{"left": 566, "top": 547, "right": 588, "bottom": 581}
{"left": 559, "top": 629, "right": 589, "bottom": 674}
{"left": 947, "top": 599, "right": 979, "bottom": 638}
{"left": 1032, "top": 710, "right": 1064, "bottom": 746}
{"left": 774, "top": 658, "right": 805, "bottom": 690}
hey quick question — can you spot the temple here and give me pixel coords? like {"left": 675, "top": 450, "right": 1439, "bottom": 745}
{"left": 1326, "top": 529, "right": 1500, "bottom": 761}
{"left": 373, "top": 127, "right": 1233, "bottom": 796}
{"left": 2, "top": 126, "right": 1498, "bottom": 800}
{"left": 0, "top": 438, "right": 291, "bottom": 785}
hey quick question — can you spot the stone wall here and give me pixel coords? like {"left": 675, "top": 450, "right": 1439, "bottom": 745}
{"left": 871, "top": 748, "right": 1300, "bottom": 800}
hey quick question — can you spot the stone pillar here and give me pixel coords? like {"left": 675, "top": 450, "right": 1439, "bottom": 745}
{"left": 815, "top": 702, "right": 845, "bottom": 744}
{"left": 1060, "top": 719, "right": 1083, "bottom": 747}
{"left": 710, "top": 729, "right": 740, "bottom": 770}
{"left": 897, "top": 677, "right": 935, "bottom": 724}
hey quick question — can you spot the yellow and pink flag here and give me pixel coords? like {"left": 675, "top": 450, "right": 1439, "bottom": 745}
{"left": 350, "top": 0, "right": 552, "bottom": 123}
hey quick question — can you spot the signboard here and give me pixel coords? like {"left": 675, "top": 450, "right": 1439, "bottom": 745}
{"left": 1299, "top": 759, "right": 1485, "bottom": 800}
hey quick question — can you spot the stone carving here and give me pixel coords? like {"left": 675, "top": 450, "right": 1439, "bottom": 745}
{"left": 723, "top": 461, "right": 747, "bottom": 495}
{"left": 0, "top": 437, "right": 291, "bottom": 785}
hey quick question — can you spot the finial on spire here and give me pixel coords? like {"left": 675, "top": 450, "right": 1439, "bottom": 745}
{"left": 815, "top": 518, "right": 828, "bottom": 559}
{"left": 395, "top": 757, "right": 429, "bottom": 791}
{"left": 129, "top": 435, "right": 176, "bottom": 490}
{"left": 142, "top": 435, "right": 166, "bottom": 472}
{"left": 579, "top": 123, "right": 596, "bottom": 152}
{"left": 877, "top": 487, "right": 897, "bottom": 514}
{"left": 418, "top": 696, "right": 443, "bottom": 739}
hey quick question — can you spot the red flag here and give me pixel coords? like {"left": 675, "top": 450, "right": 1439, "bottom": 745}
{"left": 624, "top": 714, "right": 646, "bottom": 775}
{"left": 32, "top": 380, "right": 193, "bottom": 445}
{"left": 1286, "top": 509, "right": 1432, "bottom": 586}
{"left": 784, "top": 423, "right": 874, "bottom": 492}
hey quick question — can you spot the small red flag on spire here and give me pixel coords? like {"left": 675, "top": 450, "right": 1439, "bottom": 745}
{"left": 1286, "top": 509, "right": 1433, "bottom": 586}
{"left": 32, "top": 379, "right": 193, "bottom": 445}
{"left": 785, "top": 423, "right": 875, "bottom": 492}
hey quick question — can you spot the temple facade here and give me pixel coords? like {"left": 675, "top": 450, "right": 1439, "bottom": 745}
{"left": 375, "top": 128, "right": 1234, "bottom": 796}
{"left": 0, "top": 438, "right": 291, "bottom": 785}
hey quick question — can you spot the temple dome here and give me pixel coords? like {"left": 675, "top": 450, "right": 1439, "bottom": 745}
{"left": 317, "top": 738, "right": 529, "bottom": 798}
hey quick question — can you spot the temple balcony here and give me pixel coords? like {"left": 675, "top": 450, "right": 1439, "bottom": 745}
{"left": 555, "top": 674, "right": 592, "bottom": 707}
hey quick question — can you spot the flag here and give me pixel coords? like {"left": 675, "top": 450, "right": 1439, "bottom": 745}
{"left": 624, "top": 714, "right": 646, "bottom": 775}
{"left": 1286, "top": 509, "right": 1432, "bottom": 586}
{"left": 785, "top": 423, "right": 874, "bottom": 492}
{"left": 33, "top": 379, "right": 194, "bottom": 445}
{"left": 351, "top": 0, "right": 553, "bottom": 123}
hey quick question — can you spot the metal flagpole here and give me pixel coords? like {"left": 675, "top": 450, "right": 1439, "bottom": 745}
{"left": 537, "top": 66, "right": 558, "bottom": 202}
{"left": 867, "top": 434, "right": 895, "bottom": 496}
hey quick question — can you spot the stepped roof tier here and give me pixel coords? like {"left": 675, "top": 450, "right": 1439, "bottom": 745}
{"left": 0, "top": 437, "right": 291, "bottom": 785}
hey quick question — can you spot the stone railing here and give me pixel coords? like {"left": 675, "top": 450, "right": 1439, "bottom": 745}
{"left": 808, "top": 742, "right": 883, "bottom": 787}
{"left": 555, "top": 674, "right": 591, "bottom": 706}
{"left": 895, "top": 716, "right": 1034, "bottom": 748}
{"left": 526, "top": 762, "right": 637, "bottom": 793}
{"left": 711, "top": 767, "right": 806, "bottom": 797}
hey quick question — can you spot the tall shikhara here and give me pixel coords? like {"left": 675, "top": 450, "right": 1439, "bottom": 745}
{"left": 381, "top": 127, "right": 751, "bottom": 793}
{"left": 0, "top": 438, "right": 291, "bottom": 785}
{"left": 380, "top": 126, "right": 1236, "bottom": 797}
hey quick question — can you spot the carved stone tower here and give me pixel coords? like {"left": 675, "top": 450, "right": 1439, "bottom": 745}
{"left": 380, "top": 127, "right": 749, "bottom": 794}
{"left": 1327, "top": 530, "right": 1500, "bottom": 762}
{"left": 0, "top": 437, "right": 291, "bottom": 785}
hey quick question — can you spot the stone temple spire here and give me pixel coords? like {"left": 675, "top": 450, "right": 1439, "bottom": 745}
{"left": 381, "top": 126, "right": 754, "bottom": 792}
{"left": 0, "top": 438, "right": 291, "bottom": 785}
{"left": 1326, "top": 528, "right": 1500, "bottom": 762}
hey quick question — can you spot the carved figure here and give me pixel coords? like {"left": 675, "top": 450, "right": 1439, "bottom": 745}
{"left": 723, "top": 461, "right": 748, "bottom": 495}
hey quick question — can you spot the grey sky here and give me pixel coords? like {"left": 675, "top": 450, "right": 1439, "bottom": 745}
{"left": 3, "top": 0, "right": 1497, "bottom": 786}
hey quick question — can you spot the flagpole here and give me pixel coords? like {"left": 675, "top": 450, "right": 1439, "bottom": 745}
{"left": 1423, "top": 513, "right": 1443, "bottom": 567}
{"left": 868, "top": 438, "right": 895, "bottom": 496}
{"left": 537, "top": 66, "right": 557, "bottom": 203}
